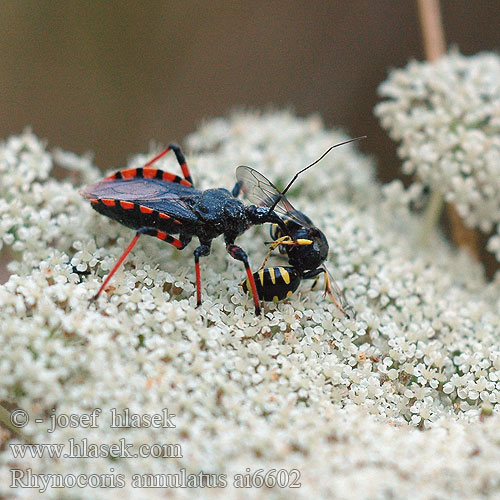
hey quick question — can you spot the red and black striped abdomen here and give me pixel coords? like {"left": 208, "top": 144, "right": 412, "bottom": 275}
{"left": 81, "top": 174, "right": 202, "bottom": 233}
{"left": 104, "top": 166, "right": 192, "bottom": 186}
{"left": 87, "top": 197, "right": 185, "bottom": 234}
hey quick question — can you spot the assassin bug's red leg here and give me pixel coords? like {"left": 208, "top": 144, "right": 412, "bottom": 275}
{"left": 104, "top": 144, "right": 194, "bottom": 186}
{"left": 193, "top": 243, "right": 211, "bottom": 307}
{"left": 141, "top": 144, "right": 193, "bottom": 185}
{"left": 91, "top": 227, "right": 188, "bottom": 302}
{"left": 164, "top": 144, "right": 193, "bottom": 186}
{"left": 226, "top": 244, "right": 261, "bottom": 315}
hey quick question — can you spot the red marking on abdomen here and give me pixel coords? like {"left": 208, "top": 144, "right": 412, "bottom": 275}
{"left": 121, "top": 169, "right": 137, "bottom": 179}
{"left": 143, "top": 168, "right": 157, "bottom": 179}
{"left": 120, "top": 201, "right": 134, "bottom": 209}
{"left": 162, "top": 172, "right": 178, "bottom": 182}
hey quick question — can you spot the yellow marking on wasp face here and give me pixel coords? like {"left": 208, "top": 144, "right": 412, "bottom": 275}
{"left": 279, "top": 267, "right": 290, "bottom": 285}
{"left": 286, "top": 290, "right": 293, "bottom": 298}
{"left": 258, "top": 270, "right": 265, "bottom": 287}
{"left": 268, "top": 267, "right": 276, "bottom": 284}
{"left": 296, "top": 239, "right": 313, "bottom": 245}
{"left": 273, "top": 296, "right": 279, "bottom": 302}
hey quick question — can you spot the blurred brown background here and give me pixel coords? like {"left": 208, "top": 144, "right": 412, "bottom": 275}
{"left": 0, "top": 1, "right": 499, "bottom": 282}
{"left": 1, "top": 1, "right": 498, "bottom": 182}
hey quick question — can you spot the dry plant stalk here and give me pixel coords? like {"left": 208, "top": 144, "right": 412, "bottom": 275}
{"left": 417, "top": 0, "right": 480, "bottom": 259}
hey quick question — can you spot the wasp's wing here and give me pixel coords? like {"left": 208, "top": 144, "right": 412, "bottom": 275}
{"left": 236, "top": 166, "right": 312, "bottom": 227}
{"left": 81, "top": 178, "right": 199, "bottom": 222}
{"left": 321, "top": 264, "right": 353, "bottom": 319}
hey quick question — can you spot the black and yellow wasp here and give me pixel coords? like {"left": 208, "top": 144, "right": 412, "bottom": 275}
{"left": 234, "top": 138, "right": 362, "bottom": 318}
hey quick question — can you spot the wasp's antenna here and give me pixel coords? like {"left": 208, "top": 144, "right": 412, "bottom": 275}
{"left": 268, "top": 136, "right": 366, "bottom": 213}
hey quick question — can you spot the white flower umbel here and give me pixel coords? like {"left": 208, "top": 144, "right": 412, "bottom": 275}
{"left": 1, "top": 112, "right": 500, "bottom": 499}
{"left": 375, "top": 51, "right": 500, "bottom": 257}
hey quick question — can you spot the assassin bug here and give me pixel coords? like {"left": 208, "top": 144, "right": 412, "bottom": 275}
{"left": 81, "top": 144, "right": 290, "bottom": 315}
{"left": 236, "top": 137, "right": 365, "bottom": 318}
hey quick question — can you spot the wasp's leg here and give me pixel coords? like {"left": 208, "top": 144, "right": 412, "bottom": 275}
{"left": 302, "top": 268, "right": 325, "bottom": 291}
{"left": 257, "top": 237, "right": 290, "bottom": 270}
{"left": 269, "top": 222, "right": 288, "bottom": 254}
{"left": 259, "top": 237, "right": 290, "bottom": 269}
{"left": 258, "top": 236, "right": 313, "bottom": 270}
{"left": 226, "top": 244, "right": 261, "bottom": 315}
{"left": 310, "top": 276, "right": 320, "bottom": 291}
{"left": 258, "top": 245, "right": 275, "bottom": 271}
{"left": 193, "top": 241, "right": 212, "bottom": 307}
{"left": 91, "top": 227, "right": 191, "bottom": 302}
{"left": 306, "top": 268, "right": 352, "bottom": 318}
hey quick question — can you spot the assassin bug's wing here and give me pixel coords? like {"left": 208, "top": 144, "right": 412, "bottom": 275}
{"left": 81, "top": 178, "right": 199, "bottom": 222}
{"left": 235, "top": 166, "right": 313, "bottom": 227}
{"left": 321, "top": 264, "right": 353, "bottom": 319}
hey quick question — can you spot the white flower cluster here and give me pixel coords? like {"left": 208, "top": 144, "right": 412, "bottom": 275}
{"left": 1, "top": 112, "right": 500, "bottom": 499}
{"left": 375, "top": 51, "right": 500, "bottom": 260}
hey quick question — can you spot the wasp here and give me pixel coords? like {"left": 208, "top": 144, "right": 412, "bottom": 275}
{"left": 236, "top": 138, "right": 364, "bottom": 318}
{"left": 81, "top": 145, "right": 289, "bottom": 315}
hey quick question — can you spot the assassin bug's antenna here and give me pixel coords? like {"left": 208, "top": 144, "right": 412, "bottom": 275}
{"left": 267, "top": 136, "right": 366, "bottom": 213}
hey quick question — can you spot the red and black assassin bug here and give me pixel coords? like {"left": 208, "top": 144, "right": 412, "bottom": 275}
{"left": 81, "top": 145, "right": 289, "bottom": 315}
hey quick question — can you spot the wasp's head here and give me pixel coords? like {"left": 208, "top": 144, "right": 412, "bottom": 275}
{"left": 273, "top": 210, "right": 329, "bottom": 272}
{"left": 286, "top": 226, "right": 329, "bottom": 272}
